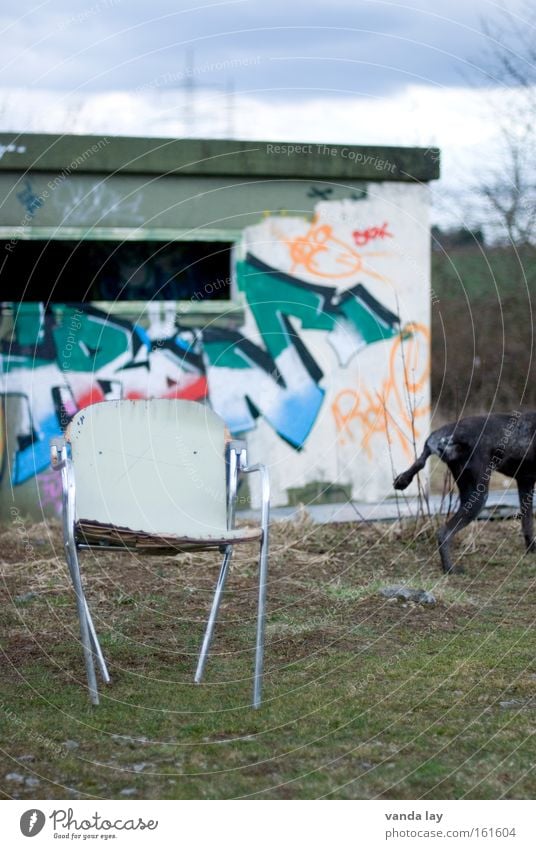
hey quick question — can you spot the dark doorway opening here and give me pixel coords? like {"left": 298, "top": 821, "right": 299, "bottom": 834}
{"left": 1, "top": 239, "right": 232, "bottom": 302}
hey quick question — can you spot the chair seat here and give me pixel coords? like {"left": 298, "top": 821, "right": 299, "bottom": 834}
{"left": 76, "top": 519, "right": 262, "bottom": 551}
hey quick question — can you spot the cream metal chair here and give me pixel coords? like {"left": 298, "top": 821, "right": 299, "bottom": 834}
{"left": 50, "top": 399, "right": 270, "bottom": 707}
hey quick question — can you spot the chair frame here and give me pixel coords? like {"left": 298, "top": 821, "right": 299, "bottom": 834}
{"left": 50, "top": 431, "right": 270, "bottom": 708}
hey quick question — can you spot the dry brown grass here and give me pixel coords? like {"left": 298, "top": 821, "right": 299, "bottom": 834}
{"left": 0, "top": 516, "right": 535, "bottom": 800}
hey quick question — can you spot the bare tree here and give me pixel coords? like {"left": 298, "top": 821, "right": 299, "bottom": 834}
{"left": 477, "top": 4, "right": 536, "bottom": 246}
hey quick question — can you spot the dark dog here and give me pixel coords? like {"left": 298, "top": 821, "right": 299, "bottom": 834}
{"left": 393, "top": 412, "right": 536, "bottom": 573}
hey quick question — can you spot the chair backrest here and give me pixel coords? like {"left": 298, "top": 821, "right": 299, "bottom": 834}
{"left": 67, "top": 399, "right": 228, "bottom": 538}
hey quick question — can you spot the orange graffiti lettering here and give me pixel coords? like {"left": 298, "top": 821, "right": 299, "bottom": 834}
{"left": 284, "top": 223, "right": 388, "bottom": 281}
{"left": 332, "top": 323, "right": 430, "bottom": 459}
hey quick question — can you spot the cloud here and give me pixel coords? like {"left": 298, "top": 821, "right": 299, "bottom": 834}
{"left": 0, "top": 81, "right": 513, "bottom": 215}
{"left": 0, "top": 0, "right": 529, "bottom": 236}
{"left": 0, "top": 0, "right": 521, "bottom": 95}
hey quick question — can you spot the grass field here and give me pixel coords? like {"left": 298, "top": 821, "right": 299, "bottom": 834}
{"left": 0, "top": 514, "right": 535, "bottom": 800}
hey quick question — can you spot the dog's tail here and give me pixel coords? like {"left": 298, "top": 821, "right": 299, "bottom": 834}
{"left": 393, "top": 442, "right": 432, "bottom": 490}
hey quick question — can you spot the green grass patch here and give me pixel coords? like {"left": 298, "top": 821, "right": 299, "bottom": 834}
{"left": 0, "top": 518, "right": 535, "bottom": 799}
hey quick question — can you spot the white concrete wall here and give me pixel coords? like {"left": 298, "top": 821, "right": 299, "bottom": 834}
{"left": 235, "top": 183, "right": 431, "bottom": 507}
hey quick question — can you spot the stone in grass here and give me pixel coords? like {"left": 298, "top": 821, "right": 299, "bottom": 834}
{"left": 111, "top": 734, "right": 148, "bottom": 746}
{"left": 5, "top": 772, "right": 25, "bottom": 783}
{"left": 5, "top": 772, "right": 40, "bottom": 787}
{"left": 15, "top": 592, "right": 38, "bottom": 604}
{"left": 381, "top": 586, "right": 413, "bottom": 601}
{"left": 500, "top": 698, "right": 535, "bottom": 710}
{"left": 132, "top": 762, "right": 151, "bottom": 773}
{"left": 415, "top": 590, "right": 437, "bottom": 605}
{"left": 380, "top": 586, "right": 436, "bottom": 605}
{"left": 120, "top": 788, "right": 138, "bottom": 797}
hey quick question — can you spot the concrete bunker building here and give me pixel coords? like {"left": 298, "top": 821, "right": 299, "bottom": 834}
{"left": 0, "top": 133, "right": 439, "bottom": 517}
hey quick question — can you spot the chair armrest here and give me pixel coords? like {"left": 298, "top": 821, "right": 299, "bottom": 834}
{"left": 225, "top": 440, "right": 247, "bottom": 529}
{"left": 241, "top": 463, "right": 270, "bottom": 538}
{"left": 50, "top": 437, "right": 68, "bottom": 470}
{"left": 227, "top": 440, "right": 247, "bottom": 470}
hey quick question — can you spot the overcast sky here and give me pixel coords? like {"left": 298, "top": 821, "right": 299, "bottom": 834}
{"left": 0, "top": 0, "right": 533, "bottom": 230}
{"left": 0, "top": 0, "right": 520, "bottom": 94}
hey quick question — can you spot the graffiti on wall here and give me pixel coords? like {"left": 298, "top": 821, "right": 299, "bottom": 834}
{"left": 16, "top": 179, "right": 44, "bottom": 217}
{"left": 204, "top": 250, "right": 402, "bottom": 448}
{"left": 331, "top": 323, "right": 430, "bottom": 459}
{"left": 216, "top": 208, "right": 430, "bottom": 458}
{"left": 1, "top": 304, "right": 207, "bottom": 485}
{"left": 0, "top": 201, "right": 430, "bottom": 503}
{"left": 1, "top": 281, "right": 399, "bottom": 485}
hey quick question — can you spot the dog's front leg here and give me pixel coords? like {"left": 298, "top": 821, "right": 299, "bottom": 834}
{"left": 437, "top": 471, "right": 489, "bottom": 574}
{"left": 517, "top": 477, "right": 536, "bottom": 552}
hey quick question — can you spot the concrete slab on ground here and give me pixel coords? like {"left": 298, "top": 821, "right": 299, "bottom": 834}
{"left": 237, "top": 489, "right": 521, "bottom": 524}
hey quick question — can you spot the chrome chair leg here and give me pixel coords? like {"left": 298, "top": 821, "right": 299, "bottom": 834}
{"left": 242, "top": 462, "right": 270, "bottom": 708}
{"left": 195, "top": 545, "right": 233, "bottom": 683}
{"left": 67, "top": 543, "right": 99, "bottom": 705}
{"left": 253, "top": 531, "right": 269, "bottom": 709}
{"left": 65, "top": 538, "right": 109, "bottom": 685}
{"left": 83, "top": 597, "right": 111, "bottom": 684}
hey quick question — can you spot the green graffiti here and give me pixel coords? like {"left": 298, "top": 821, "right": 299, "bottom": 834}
{"left": 51, "top": 306, "right": 130, "bottom": 371}
{"left": 202, "top": 337, "right": 251, "bottom": 370}
{"left": 236, "top": 256, "right": 400, "bottom": 360}
{"left": 13, "top": 303, "right": 45, "bottom": 346}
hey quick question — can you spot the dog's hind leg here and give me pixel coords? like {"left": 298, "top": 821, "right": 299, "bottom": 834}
{"left": 393, "top": 444, "right": 432, "bottom": 490}
{"left": 437, "top": 470, "right": 489, "bottom": 574}
{"left": 516, "top": 476, "right": 535, "bottom": 552}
